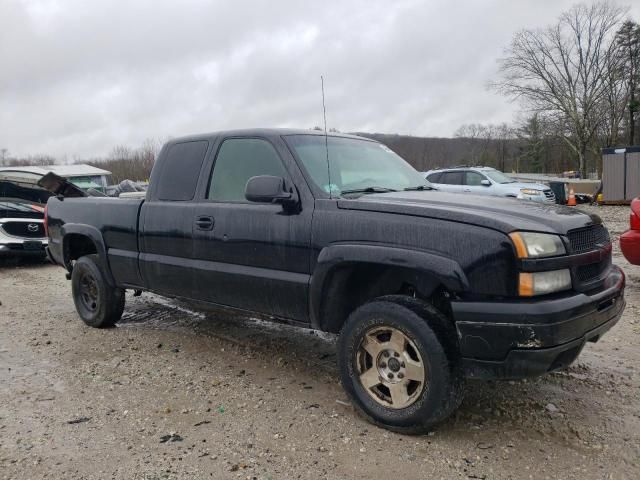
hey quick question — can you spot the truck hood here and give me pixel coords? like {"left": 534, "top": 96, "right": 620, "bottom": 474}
{"left": 337, "top": 190, "right": 599, "bottom": 235}
{"left": 0, "top": 198, "right": 45, "bottom": 219}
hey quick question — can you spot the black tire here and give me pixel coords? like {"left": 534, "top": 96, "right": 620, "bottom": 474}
{"left": 338, "top": 295, "right": 464, "bottom": 434}
{"left": 71, "top": 254, "right": 125, "bottom": 328}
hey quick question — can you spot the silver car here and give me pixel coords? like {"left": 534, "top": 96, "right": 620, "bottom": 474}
{"left": 424, "top": 166, "right": 555, "bottom": 203}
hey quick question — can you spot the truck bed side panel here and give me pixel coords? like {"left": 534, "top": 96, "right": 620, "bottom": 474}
{"left": 47, "top": 197, "right": 144, "bottom": 286}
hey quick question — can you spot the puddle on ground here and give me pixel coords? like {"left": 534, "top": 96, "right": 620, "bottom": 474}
{"left": 118, "top": 292, "right": 338, "bottom": 371}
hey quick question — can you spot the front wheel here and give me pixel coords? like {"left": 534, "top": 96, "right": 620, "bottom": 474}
{"left": 338, "top": 296, "right": 464, "bottom": 434}
{"left": 71, "top": 254, "right": 125, "bottom": 328}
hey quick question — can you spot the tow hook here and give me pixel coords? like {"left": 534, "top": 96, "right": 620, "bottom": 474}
{"left": 134, "top": 289, "right": 142, "bottom": 297}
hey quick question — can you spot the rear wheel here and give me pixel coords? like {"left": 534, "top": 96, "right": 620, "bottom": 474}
{"left": 338, "top": 295, "right": 463, "bottom": 434}
{"left": 71, "top": 254, "right": 125, "bottom": 328}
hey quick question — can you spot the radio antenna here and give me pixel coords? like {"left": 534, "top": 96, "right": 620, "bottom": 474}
{"left": 321, "top": 75, "right": 331, "bottom": 198}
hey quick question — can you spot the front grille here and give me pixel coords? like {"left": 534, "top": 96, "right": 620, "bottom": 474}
{"left": 1, "top": 221, "right": 45, "bottom": 238}
{"left": 543, "top": 189, "right": 556, "bottom": 202}
{"left": 567, "top": 225, "right": 610, "bottom": 254}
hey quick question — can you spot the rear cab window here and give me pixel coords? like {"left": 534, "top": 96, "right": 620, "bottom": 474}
{"left": 156, "top": 141, "right": 209, "bottom": 201}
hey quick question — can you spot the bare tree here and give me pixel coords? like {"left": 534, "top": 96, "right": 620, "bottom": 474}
{"left": 83, "top": 139, "right": 162, "bottom": 183}
{"left": 454, "top": 123, "right": 487, "bottom": 164}
{"left": 494, "top": 2, "right": 626, "bottom": 176}
{"left": 616, "top": 19, "right": 640, "bottom": 144}
{"left": 598, "top": 40, "right": 629, "bottom": 147}
{"left": 493, "top": 123, "right": 515, "bottom": 171}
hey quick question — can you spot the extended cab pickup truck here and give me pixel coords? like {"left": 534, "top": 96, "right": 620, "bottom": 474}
{"left": 45, "top": 129, "right": 626, "bottom": 433}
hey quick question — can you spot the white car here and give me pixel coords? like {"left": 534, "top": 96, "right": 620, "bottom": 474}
{"left": 0, "top": 199, "right": 48, "bottom": 258}
{"left": 424, "top": 166, "right": 555, "bottom": 203}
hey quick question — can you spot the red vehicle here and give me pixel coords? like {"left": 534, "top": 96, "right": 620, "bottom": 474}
{"left": 620, "top": 198, "right": 640, "bottom": 265}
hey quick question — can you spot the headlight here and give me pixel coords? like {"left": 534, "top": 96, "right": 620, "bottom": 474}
{"left": 509, "top": 232, "right": 566, "bottom": 258}
{"left": 519, "top": 269, "right": 572, "bottom": 296}
{"left": 520, "top": 188, "right": 542, "bottom": 196}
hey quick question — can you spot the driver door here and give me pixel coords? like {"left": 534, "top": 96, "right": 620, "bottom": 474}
{"left": 190, "top": 136, "right": 313, "bottom": 321}
{"left": 462, "top": 171, "right": 491, "bottom": 195}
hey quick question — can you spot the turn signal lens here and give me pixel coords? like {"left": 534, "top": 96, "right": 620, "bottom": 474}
{"left": 519, "top": 273, "right": 534, "bottom": 296}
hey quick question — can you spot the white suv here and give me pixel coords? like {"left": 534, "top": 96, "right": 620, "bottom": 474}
{"left": 424, "top": 166, "right": 555, "bottom": 203}
{"left": 0, "top": 199, "right": 48, "bottom": 258}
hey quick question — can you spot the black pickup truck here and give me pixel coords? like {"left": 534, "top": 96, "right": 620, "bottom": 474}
{"left": 45, "top": 129, "right": 625, "bottom": 433}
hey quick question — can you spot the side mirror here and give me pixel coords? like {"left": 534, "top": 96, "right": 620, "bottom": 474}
{"left": 245, "top": 175, "right": 298, "bottom": 206}
{"left": 481, "top": 179, "right": 491, "bottom": 187}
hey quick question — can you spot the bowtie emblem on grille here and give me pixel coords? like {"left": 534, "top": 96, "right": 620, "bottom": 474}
{"left": 27, "top": 223, "right": 39, "bottom": 232}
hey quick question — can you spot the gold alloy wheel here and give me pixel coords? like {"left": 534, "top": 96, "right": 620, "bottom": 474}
{"left": 356, "top": 325, "right": 427, "bottom": 409}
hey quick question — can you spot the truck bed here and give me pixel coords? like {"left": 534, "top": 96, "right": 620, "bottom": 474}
{"left": 47, "top": 196, "right": 145, "bottom": 285}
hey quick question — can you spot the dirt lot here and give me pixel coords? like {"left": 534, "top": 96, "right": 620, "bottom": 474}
{"left": 1, "top": 205, "right": 639, "bottom": 480}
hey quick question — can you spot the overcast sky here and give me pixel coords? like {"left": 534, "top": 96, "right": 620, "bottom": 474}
{"left": 1, "top": 0, "right": 639, "bottom": 159}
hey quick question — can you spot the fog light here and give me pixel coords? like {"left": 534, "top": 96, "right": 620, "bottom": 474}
{"left": 519, "top": 269, "right": 572, "bottom": 296}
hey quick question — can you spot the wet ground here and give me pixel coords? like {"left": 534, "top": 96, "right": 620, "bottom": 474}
{"left": 0, "top": 205, "right": 639, "bottom": 479}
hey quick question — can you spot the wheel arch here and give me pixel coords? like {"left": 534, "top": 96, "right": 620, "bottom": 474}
{"left": 62, "top": 224, "right": 115, "bottom": 286}
{"left": 310, "top": 244, "right": 469, "bottom": 333}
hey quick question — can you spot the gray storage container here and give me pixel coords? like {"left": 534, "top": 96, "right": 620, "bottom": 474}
{"left": 601, "top": 147, "right": 640, "bottom": 202}
{"left": 627, "top": 152, "right": 640, "bottom": 200}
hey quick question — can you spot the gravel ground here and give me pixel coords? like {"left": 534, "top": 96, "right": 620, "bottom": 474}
{"left": 0, "top": 205, "right": 639, "bottom": 479}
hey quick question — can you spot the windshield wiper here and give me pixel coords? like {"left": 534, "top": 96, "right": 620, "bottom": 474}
{"left": 404, "top": 185, "right": 435, "bottom": 191}
{"left": 340, "top": 186, "right": 398, "bottom": 195}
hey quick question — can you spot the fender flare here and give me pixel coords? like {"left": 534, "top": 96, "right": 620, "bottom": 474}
{"left": 309, "top": 243, "right": 469, "bottom": 330}
{"left": 61, "top": 223, "right": 115, "bottom": 286}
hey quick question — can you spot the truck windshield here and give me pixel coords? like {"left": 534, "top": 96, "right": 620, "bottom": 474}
{"left": 285, "top": 135, "right": 431, "bottom": 196}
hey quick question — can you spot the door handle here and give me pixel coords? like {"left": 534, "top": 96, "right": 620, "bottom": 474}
{"left": 195, "top": 216, "right": 214, "bottom": 231}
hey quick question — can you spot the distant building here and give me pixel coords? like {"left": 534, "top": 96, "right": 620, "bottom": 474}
{"left": 0, "top": 164, "right": 112, "bottom": 191}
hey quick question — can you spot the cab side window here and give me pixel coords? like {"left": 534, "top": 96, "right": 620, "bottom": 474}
{"left": 208, "top": 138, "right": 288, "bottom": 202}
{"left": 157, "top": 141, "right": 209, "bottom": 201}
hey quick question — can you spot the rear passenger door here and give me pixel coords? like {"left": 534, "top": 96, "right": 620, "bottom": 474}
{"left": 139, "top": 140, "right": 211, "bottom": 297}
{"left": 437, "top": 171, "right": 464, "bottom": 193}
{"left": 190, "top": 136, "right": 313, "bottom": 322}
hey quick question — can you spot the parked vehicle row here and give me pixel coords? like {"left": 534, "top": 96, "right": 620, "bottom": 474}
{"left": 43, "top": 129, "right": 625, "bottom": 433}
